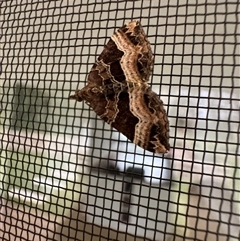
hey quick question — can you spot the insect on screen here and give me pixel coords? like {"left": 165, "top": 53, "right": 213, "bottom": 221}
{"left": 0, "top": 1, "right": 239, "bottom": 241}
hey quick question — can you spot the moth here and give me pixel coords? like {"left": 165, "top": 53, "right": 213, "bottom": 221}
{"left": 70, "top": 21, "right": 170, "bottom": 153}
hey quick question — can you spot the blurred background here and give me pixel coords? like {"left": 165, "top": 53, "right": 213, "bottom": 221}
{"left": 0, "top": 1, "right": 239, "bottom": 240}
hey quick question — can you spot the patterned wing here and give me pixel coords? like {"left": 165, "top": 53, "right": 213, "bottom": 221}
{"left": 70, "top": 21, "right": 170, "bottom": 153}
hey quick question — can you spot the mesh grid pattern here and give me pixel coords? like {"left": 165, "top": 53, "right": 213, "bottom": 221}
{"left": 0, "top": 1, "right": 239, "bottom": 241}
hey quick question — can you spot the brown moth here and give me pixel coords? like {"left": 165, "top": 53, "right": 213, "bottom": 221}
{"left": 70, "top": 21, "right": 170, "bottom": 153}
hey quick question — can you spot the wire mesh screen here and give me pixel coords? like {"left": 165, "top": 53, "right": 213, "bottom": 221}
{"left": 0, "top": 1, "right": 239, "bottom": 241}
